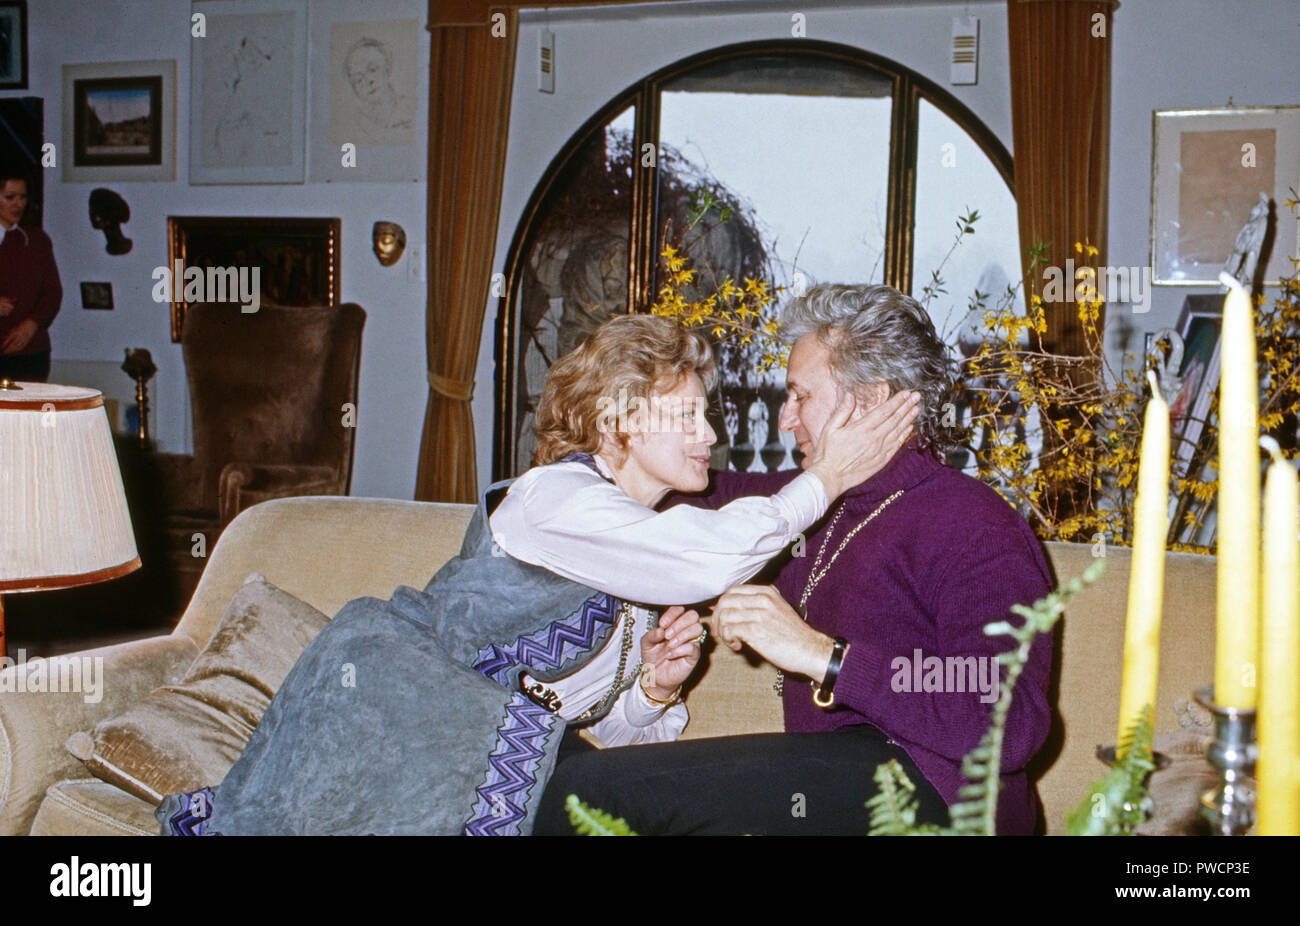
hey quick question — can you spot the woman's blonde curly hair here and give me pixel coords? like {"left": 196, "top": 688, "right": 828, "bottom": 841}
{"left": 532, "top": 314, "right": 717, "bottom": 466}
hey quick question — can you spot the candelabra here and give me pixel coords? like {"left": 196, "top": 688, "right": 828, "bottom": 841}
{"left": 1194, "top": 685, "right": 1257, "bottom": 836}
{"left": 1094, "top": 743, "right": 1170, "bottom": 830}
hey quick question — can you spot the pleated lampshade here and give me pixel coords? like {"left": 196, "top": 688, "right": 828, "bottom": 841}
{"left": 0, "top": 381, "right": 140, "bottom": 593}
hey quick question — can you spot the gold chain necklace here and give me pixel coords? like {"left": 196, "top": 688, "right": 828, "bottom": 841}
{"left": 575, "top": 602, "right": 640, "bottom": 721}
{"left": 774, "top": 489, "right": 904, "bottom": 696}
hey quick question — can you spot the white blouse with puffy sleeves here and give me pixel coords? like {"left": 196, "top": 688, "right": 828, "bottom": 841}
{"left": 488, "top": 454, "right": 828, "bottom": 745}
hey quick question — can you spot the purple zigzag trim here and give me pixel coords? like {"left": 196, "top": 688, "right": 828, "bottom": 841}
{"left": 472, "top": 593, "right": 619, "bottom": 686}
{"left": 165, "top": 787, "right": 218, "bottom": 837}
{"left": 463, "top": 693, "right": 559, "bottom": 836}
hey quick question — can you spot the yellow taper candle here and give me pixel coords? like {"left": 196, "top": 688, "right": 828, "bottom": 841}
{"left": 1215, "top": 274, "right": 1260, "bottom": 708}
{"left": 1258, "top": 436, "right": 1300, "bottom": 836}
{"left": 1117, "top": 370, "right": 1169, "bottom": 749}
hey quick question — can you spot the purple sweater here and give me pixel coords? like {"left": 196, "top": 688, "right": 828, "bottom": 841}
{"left": 680, "top": 440, "right": 1054, "bottom": 835}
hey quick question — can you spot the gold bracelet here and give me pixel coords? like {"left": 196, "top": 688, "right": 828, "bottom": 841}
{"left": 638, "top": 668, "right": 681, "bottom": 705}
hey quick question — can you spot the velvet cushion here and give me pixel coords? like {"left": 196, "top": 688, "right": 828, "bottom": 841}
{"left": 65, "top": 573, "right": 330, "bottom": 804}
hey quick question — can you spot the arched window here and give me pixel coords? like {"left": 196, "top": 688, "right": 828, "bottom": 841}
{"left": 496, "top": 40, "right": 1016, "bottom": 480}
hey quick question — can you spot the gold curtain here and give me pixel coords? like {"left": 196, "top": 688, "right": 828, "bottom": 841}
{"left": 1007, "top": 0, "right": 1117, "bottom": 356}
{"left": 415, "top": 11, "right": 518, "bottom": 502}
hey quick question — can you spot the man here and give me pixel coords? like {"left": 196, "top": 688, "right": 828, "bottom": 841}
{"left": 0, "top": 167, "right": 62, "bottom": 383}
{"left": 534, "top": 283, "right": 1054, "bottom": 835}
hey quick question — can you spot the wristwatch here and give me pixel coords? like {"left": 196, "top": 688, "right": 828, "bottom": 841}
{"left": 812, "top": 637, "right": 849, "bottom": 708}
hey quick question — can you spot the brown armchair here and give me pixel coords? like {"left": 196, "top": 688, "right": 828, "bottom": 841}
{"left": 152, "top": 301, "right": 366, "bottom": 605}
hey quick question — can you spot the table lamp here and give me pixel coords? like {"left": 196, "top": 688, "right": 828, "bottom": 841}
{"left": 0, "top": 379, "right": 141, "bottom": 658}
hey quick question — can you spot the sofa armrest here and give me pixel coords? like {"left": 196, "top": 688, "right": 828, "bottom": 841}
{"left": 0, "top": 634, "right": 198, "bottom": 835}
{"left": 152, "top": 451, "right": 204, "bottom": 512}
{"left": 218, "top": 462, "right": 340, "bottom": 525}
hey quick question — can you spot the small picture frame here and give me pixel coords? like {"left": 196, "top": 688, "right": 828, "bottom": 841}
{"left": 0, "top": 2, "right": 27, "bottom": 91}
{"left": 62, "top": 61, "right": 177, "bottom": 182}
{"left": 80, "top": 282, "right": 115, "bottom": 310}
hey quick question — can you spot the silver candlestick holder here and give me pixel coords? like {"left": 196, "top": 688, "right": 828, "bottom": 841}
{"left": 1194, "top": 685, "right": 1257, "bottom": 836}
{"left": 1095, "top": 744, "right": 1170, "bottom": 831}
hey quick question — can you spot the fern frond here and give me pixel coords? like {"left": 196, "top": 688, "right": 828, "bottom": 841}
{"left": 1065, "top": 703, "right": 1155, "bottom": 835}
{"left": 866, "top": 760, "right": 947, "bottom": 835}
{"left": 566, "top": 794, "right": 639, "bottom": 836}
{"left": 952, "top": 558, "right": 1108, "bottom": 835}
{"left": 867, "top": 759, "right": 920, "bottom": 835}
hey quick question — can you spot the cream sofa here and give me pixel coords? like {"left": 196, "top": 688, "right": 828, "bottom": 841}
{"left": 0, "top": 496, "right": 1217, "bottom": 836}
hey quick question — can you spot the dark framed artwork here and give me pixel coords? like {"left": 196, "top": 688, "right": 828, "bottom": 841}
{"left": 1169, "top": 294, "right": 1224, "bottom": 477}
{"left": 62, "top": 61, "right": 176, "bottom": 182}
{"left": 0, "top": 2, "right": 27, "bottom": 90}
{"left": 73, "top": 76, "right": 163, "bottom": 167}
{"left": 80, "top": 282, "right": 114, "bottom": 310}
{"left": 166, "top": 216, "right": 341, "bottom": 341}
{"left": 0, "top": 96, "right": 41, "bottom": 226}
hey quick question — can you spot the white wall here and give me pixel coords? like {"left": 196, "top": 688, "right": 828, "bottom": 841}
{"left": 25, "top": 0, "right": 428, "bottom": 500}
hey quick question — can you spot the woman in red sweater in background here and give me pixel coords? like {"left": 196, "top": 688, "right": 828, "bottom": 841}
{"left": 0, "top": 166, "right": 62, "bottom": 383}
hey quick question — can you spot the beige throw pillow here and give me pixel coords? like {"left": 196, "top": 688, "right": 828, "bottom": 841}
{"left": 66, "top": 573, "right": 330, "bottom": 804}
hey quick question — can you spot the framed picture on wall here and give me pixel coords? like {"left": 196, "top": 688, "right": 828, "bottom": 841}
{"left": 1151, "top": 107, "right": 1300, "bottom": 286}
{"left": 80, "top": 282, "right": 115, "bottom": 310}
{"left": 189, "top": 0, "right": 308, "bottom": 184}
{"left": 166, "top": 216, "right": 341, "bottom": 341}
{"left": 0, "top": 1, "right": 27, "bottom": 90}
{"left": 61, "top": 60, "right": 177, "bottom": 182}
{"left": 73, "top": 76, "right": 162, "bottom": 166}
{"left": 309, "top": 16, "right": 424, "bottom": 182}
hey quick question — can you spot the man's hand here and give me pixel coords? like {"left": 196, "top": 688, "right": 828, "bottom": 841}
{"left": 710, "top": 585, "right": 836, "bottom": 683}
{"left": 640, "top": 605, "right": 702, "bottom": 700}
{"left": 805, "top": 390, "right": 919, "bottom": 500}
{"left": 0, "top": 296, "right": 15, "bottom": 317}
{"left": 1, "top": 318, "right": 37, "bottom": 355}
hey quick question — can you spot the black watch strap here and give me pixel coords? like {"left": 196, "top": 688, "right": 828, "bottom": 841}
{"left": 812, "top": 637, "right": 849, "bottom": 708}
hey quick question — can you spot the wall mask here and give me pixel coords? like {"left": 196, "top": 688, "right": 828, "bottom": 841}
{"left": 89, "top": 188, "right": 132, "bottom": 255}
{"left": 372, "top": 221, "right": 406, "bottom": 266}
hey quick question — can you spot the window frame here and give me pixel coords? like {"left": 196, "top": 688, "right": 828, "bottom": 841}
{"left": 495, "top": 39, "right": 1014, "bottom": 481}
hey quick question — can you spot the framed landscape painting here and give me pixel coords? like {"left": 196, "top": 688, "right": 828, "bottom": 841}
{"left": 62, "top": 60, "right": 176, "bottom": 182}
{"left": 73, "top": 75, "right": 162, "bottom": 166}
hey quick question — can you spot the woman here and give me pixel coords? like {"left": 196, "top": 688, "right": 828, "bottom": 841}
{"left": 0, "top": 166, "right": 62, "bottom": 383}
{"left": 157, "top": 314, "right": 919, "bottom": 835}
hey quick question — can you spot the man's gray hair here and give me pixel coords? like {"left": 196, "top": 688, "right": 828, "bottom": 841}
{"left": 781, "top": 283, "right": 962, "bottom": 459}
